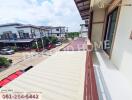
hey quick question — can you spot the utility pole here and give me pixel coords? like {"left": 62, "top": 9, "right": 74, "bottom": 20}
{"left": 40, "top": 29, "right": 45, "bottom": 51}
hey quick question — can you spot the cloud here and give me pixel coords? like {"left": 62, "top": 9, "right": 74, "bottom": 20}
{"left": 0, "top": 0, "right": 84, "bottom": 32}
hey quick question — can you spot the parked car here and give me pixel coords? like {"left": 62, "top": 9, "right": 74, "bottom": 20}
{"left": 55, "top": 41, "right": 62, "bottom": 46}
{"left": 0, "top": 47, "right": 15, "bottom": 55}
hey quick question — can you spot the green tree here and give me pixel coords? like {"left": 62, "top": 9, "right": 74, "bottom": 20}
{"left": 68, "top": 32, "right": 80, "bottom": 39}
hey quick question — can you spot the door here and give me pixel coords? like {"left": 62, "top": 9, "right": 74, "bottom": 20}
{"left": 104, "top": 8, "right": 118, "bottom": 55}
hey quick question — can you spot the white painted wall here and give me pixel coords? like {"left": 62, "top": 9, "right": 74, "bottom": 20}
{"left": 52, "top": 27, "right": 65, "bottom": 34}
{"left": 52, "top": 28, "right": 61, "bottom": 33}
{"left": 51, "top": 34, "right": 65, "bottom": 38}
{"left": 17, "top": 27, "right": 31, "bottom": 38}
{"left": 91, "top": 8, "right": 105, "bottom": 43}
{"left": 111, "top": 0, "right": 132, "bottom": 87}
{"left": 34, "top": 28, "right": 41, "bottom": 38}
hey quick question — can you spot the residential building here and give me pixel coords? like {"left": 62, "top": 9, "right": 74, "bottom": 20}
{"left": 0, "top": 23, "right": 46, "bottom": 40}
{"left": 1, "top": 0, "right": 132, "bottom": 100}
{"left": 0, "top": 23, "right": 66, "bottom": 48}
{"left": 0, "top": 23, "right": 47, "bottom": 48}
{"left": 75, "top": 0, "right": 132, "bottom": 99}
{"left": 80, "top": 24, "right": 88, "bottom": 37}
{"left": 40, "top": 26, "right": 67, "bottom": 38}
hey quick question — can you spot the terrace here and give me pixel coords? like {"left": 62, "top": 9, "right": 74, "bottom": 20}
{"left": 1, "top": 0, "right": 132, "bottom": 100}
{"left": 0, "top": 38, "right": 99, "bottom": 100}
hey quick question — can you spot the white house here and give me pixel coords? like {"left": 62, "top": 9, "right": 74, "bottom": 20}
{"left": 0, "top": 23, "right": 46, "bottom": 40}
{"left": 40, "top": 26, "right": 67, "bottom": 38}
{"left": 0, "top": 23, "right": 47, "bottom": 48}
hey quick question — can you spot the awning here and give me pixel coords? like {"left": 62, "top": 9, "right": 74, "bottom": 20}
{"left": 74, "top": 0, "right": 91, "bottom": 20}
{"left": 0, "top": 39, "right": 34, "bottom": 43}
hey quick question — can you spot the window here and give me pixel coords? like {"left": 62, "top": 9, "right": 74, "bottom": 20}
{"left": 18, "top": 30, "right": 29, "bottom": 39}
{"left": 1, "top": 31, "right": 13, "bottom": 40}
{"left": 12, "top": 33, "right": 17, "bottom": 40}
{"left": 103, "top": 8, "right": 118, "bottom": 55}
{"left": 18, "top": 30, "right": 24, "bottom": 39}
{"left": 23, "top": 33, "right": 30, "bottom": 39}
{"left": 56, "top": 28, "right": 59, "bottom": 31}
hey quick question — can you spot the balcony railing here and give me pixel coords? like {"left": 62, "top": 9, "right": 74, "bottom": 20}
{"left": 84, "top": 38, "right": 99, "bottom": 100}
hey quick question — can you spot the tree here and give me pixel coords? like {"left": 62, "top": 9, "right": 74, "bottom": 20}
{"left": 68, "top": 32, "right": 80, "bottom": 39}
{"left": 32, "top": 36, "right": 58, "bottom": 49}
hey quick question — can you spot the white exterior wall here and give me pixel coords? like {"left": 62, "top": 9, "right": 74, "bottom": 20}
{"left": 17, "top": 27, "right": 31, "bottom": 34}
{"left": 34, "top": 28, "right": 41, "bottom": 38}
{"left": 111, "top": 0, "right": 132, "bottom": 87}
{"left": 91, "top": 9, "right": 105, "bottom": 43}
{"left": 17, "top": 27, "right": 31, "bottom": 38}
{"left": 52, "top": 28, "right": 61, "bottom": 33}
{"left": 0, "top": 25, "right": 20, "bottom": 38}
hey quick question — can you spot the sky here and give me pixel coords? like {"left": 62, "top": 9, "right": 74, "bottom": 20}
{"left": 0, "top": 0, "right": 84, "bottom": 32}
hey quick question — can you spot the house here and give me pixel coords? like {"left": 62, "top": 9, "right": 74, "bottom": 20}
{"left": 40, "top": 26, "right": 67, "bottom": 38}
{"left": 1, "top": 0, "right": 132, "bottom": 100}
{"left": 75, "top": 0, "right": 132, "bottom": 99}
{"left": 0, "top": 23, "right": 48, "bottom": 48}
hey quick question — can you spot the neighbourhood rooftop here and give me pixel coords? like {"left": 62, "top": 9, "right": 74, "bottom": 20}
{"left": 0, "top": 23, "right": 23, "bottom": 27}
{"left": 0, "top": 23, "right": 66, "bottom": 29}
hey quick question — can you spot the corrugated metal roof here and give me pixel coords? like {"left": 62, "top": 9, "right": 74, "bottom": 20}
{"left": 0, "top": 39, "right": 34, "bottom": 43}
{"left": 74, "top": 0, "right": 91, "bottom": 20}
{"left": 0, "top": 51, "right": 86, "bottom": 100}
{"left": 0, "top": 23, "right": 23, "bottom": 27}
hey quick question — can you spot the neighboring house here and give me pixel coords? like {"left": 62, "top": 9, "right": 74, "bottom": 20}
{"left": 80, "top": 24, "right": 88, "bottom": 38}
{"left": 16, "top": 25, "right": 46, "bottom": 39}
{"left": 0, "top": 23, "right": 67, "bottom": 48}
{"left": 40, "top": 26, "right": 67, "bottom": 38}
{"left": 51, "top": 27, "right": 66, "bottom": 38}
{"left": 0, "top": 23, "right": 22, "bottom": 40}
{"left": 0, "top": 23, "right": 47, "bottom": 48}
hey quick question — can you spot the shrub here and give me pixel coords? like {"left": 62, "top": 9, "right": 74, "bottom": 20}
{"left": 11, "top": 46, "right": 17, "bottom": 52}
{"left": 9, "top": 59, "right": 13, "bottom": 64}
{"left": 48, "top": 36, "right": 58, "bottom": 44}
{"left": 0, "top": 57, "right": 12, "bottom": 67}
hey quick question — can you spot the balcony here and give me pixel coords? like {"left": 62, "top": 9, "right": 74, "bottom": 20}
{"left": 0, "top": 37, "right": 99, "bottom": 100}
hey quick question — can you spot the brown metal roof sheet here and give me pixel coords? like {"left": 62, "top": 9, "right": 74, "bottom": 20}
{"left": 74, "top": 0, "right": 91, "bottom": 20}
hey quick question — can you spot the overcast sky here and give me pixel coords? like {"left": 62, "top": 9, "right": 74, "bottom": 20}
{"left": 0, "top": 0, "right": 84, "bottom": 32}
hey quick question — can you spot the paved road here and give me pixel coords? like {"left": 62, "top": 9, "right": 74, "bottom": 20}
{"left": 61, "top": 38, "right": 87, "bottom": 51}
{"left": 0, "top": 43, "right": 69, "bottom": 81}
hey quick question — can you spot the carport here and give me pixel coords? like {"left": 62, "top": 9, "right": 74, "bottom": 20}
{"left": 0, "top": 39, "right": 34, "bottom": 50}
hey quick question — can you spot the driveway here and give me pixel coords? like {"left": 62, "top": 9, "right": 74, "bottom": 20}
{"left": 0, "top": 51, "right": 36, "bottom": 64}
